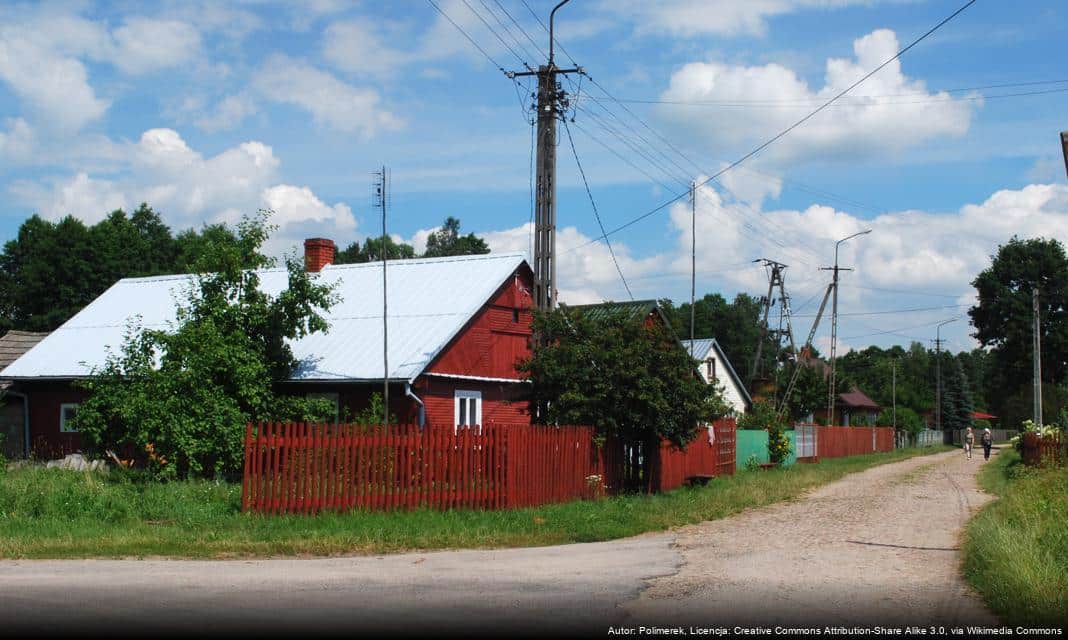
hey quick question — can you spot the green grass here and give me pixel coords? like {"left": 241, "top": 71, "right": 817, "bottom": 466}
{"left": 0, "top": 445, "right": 951, "bottom": 559}
{"left": 963, "top": 449, "right": 1068, "bottom": 627}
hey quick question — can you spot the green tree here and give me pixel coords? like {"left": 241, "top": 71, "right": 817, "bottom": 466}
{"left": 661, "top": 292, "right": 771, "bottom": 383}
{"left": 422, "top": 216, "right": 490, "bottom": 258}
{"left": 0, "top": 204, "right": 261, "bottom": 332}
{"left": 776, "top": 360, "right": 828, "bottom": 422}
{"left": 517, "top": 307, "right": 727, "bottom": 452}
{"left": 334, "top": 236, "right": 416, "bottom": 264}
{"left": 970, "top": 237, "right": 1068, "bottom": 417}
{"left": 878, "top": 406, "right": 923, "bottom": 436}
{"left": 71, "top": 211, "right": 340, "bottom": 478}
{"left": 941, "top": 359, "right": 974, "bottom": 432}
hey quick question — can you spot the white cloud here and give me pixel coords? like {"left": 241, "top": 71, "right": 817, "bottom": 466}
{"left": 13, "top": 128, "right": 356, "bottom": 257}
{"left": 193, "top": 94, "right": 258, "bottom": 132}
{"left": 322, "top": 20, "right": 411, "bottom": 78}
{"left": 605, "top": 0, "right": 886, "bottom": 38}
{"left": 110, "top": 18, "right": 202, "bottom": 75}
{"left": 253, "top": 55, "right": 400, "bottom": 137}
{"left": 0, "top": 117, "right": 34, "bottom": 159}
{"left": 0, "top": 36, "right": 109, "bottom": 131}
{"left": 657, "top": 29, "right": 974, "bottom": 163}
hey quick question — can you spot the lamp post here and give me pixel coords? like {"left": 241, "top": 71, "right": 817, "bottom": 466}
{"left": 934, "top": 317, "right": 959, "bottom": 432}
{"left": 826, "top": 229, "right": 872, "bottom": 426}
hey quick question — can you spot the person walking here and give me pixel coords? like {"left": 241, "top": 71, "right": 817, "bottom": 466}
{"left": 964, "top": 426, "right": 974, "bottom": 460}
{"left": 981, "top": 428, "right": 993, "bottom": 461}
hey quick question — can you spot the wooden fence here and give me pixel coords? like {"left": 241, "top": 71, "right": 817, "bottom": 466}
{"left": 1021, "top": 432, "right": 1063, "bottom": 467}
{"left": 651, "top": 420, "right": 736, "bottom": 492}
{"left": 242, "top": 419, "right": 737, "bottom": 514}
{"left": 791, "top": 425, "right": 895, "bottom": 460}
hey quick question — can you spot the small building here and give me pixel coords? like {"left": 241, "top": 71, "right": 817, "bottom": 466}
{"left": 827, "top": 388, "right": 881, "bottom": 427}
{"left": 0, "top": 242, "right": 536, "bottom": 457}
{"left": 564, "top": 299, "right": 672, "bottom": 329}
{"left": 681, "top": 338, "right": 752, "bottom": 416}
{"left": 0, "top": 330, "right": 49, "bottom": 458}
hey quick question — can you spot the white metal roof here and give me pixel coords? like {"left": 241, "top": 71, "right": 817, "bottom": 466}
{"left": 1, "top": 252, "right": 528, "bottom": 383}
{"left": 681, "top": 338, "right": 753, "bottom": 407}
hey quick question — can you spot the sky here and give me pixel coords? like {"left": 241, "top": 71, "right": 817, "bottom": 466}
{"left": 1, "top": 0, "right": 1066, "bottom": 356}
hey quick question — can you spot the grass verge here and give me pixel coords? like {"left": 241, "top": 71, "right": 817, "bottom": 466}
{"left": 0, "top": 445, "right": 951, "bottom": 559}
{"left": 963, "top": 449, "right": 1068, "bottom": 627}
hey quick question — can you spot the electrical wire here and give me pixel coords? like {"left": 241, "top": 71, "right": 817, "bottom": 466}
{"left": 425, "top": 0, "right": 508, "bottom": 75}
{"left": 562, "top": 118, "right": 634, "bottom": 300}
{"left": 459, "top": 0, "right": 532, "bottom": 69}
{"left": 574, "top": 0, "right": 979, "bottom": 248}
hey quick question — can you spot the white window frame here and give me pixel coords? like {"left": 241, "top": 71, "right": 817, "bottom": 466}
{"left": 59, "top": 403, "right": 80, "bottom": 433}
{"left": 306, "top": 392, "right": 340, "bottom": 422}
{"left": 454, "top": 390, "right": 482, "bottom": 433}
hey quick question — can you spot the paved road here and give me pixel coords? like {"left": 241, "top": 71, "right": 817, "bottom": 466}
{"left": 0, "top": 449, "right": 997, "bottom": 636}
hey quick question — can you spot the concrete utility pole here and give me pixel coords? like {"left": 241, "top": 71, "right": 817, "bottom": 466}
{"left": 892, "top": 360, "right": 897, "bottom": 431}
{"left": 375, "top": 166, "right": 390, "bottom": 426}
{"left": 509, "top": 0, "right": 581, "bottom": 312}
{"left": 933, "top": 317, "right": 958, "bottom": 431}
{"left": 822, "top": 229, "right": 871, "bottom": 426}
{"left": 1060, "top": 131, "right": 1068, "bottom": 179}
{"left": 1034, "top": 287, "right": 1043, "bottom": 426}
{"left": 690, "top": 181, "right": 696, "bottom": 357}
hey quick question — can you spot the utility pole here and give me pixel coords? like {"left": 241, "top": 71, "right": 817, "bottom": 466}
{"left": 892, "top": 360, "right": 897, "bottom": 431}
{"left": 375, "top": 166, "right": 390, "bottom": 426}
{"left": 690, "top": 181, "right": 696, "bottom": 357}
{"left": 821, "top": 230, "right": 871, "bottom": 426}
{"left": 751, "top": 259, "right": 796, "bottom": 389}
{"left": 509, "top": 0, "right": 581, "bottom": 312}
{"left": 1034, "top": 287, "right": 1043, "bottom": 426}
{"left": 933, "top": 317, "right": 958, "bottom": 432}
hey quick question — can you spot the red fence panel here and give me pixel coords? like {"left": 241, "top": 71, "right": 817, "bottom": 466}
{"left": 810, "top": 426, "right": 895, "bottom": 459}
{"left": 1021, "top": 433, "right": 1063, "bottom": 467}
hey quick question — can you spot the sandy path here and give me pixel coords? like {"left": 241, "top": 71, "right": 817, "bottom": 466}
{"left": 623, "top": 448, "right": 1000, "bottom": 627}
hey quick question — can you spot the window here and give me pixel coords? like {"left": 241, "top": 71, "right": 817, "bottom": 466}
{"left": 306, "top": 392, "right": 340, "bottom": 422}
{"left": 512, "top": 308, "right": 520, "bottom": 323}
{"left": 454, "top": 390, "right": 482, "bottom": 432}
{"left": 706, "top": 358, "right": 716, "bottom": 381}
{"left": 59, "top": 403, "right": 80, "bottom": 433}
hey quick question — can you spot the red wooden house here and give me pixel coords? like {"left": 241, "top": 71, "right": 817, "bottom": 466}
{"left": 0, "top": 240, "right": 536, "bottom": 457}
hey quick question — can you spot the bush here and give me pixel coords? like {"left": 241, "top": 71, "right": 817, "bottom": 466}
{"left": 739, "top": 401, "right": 792, "bottom": 465}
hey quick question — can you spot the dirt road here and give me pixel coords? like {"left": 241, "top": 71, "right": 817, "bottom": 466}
{"left": 0, "top": 449, "right": 997, "bottom": 635}
{"left": 624, "top": 448, "right": 999, "bottom": 627}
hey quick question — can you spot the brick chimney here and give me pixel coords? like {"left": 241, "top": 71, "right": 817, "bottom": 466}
{"left": 304, "top": 238, "right": 336, "bottom": 273}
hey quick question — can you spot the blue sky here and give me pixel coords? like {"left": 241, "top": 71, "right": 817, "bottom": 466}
{"left": 1, "top": 0, "right": 1066, "bottom": 355}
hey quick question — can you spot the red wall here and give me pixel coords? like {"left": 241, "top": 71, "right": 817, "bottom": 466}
{"left": 416, "top": 375, "right": 529, "bottom": 428}
{"left": 427, "top": 268, "right": 534, "bottom": 380}
{"left": 22, "top": 382, "right": 87, "bottom": 458}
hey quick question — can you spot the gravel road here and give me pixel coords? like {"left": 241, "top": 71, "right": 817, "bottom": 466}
{"left": 0, "top": 449, "right": 998, "bottom": 635}
{"left": 624, "top": 448, "right": 999, "bottom": 627}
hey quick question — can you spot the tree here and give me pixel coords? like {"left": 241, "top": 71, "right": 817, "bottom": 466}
{"left": 661, "top": 292, "right": 771, "bottom": 383}
{"left": 422, "top": 216, "right": 490, "bottom": 258}
{"left": 334, "top": 236, "right": 416, "bottom": 264}
{"left": 71, "top": 211, "right": 340, "bottom": 478}
{"left": 878, "top": 406, "right": 923, "bottom": 436}
{"left": 941, "top": 359, "right": 975, "bottom": 432}
{"left": 0, "top": 205, "right": 262, "bottom": 332}
{"left": 517, "top": 308, "right": 727, "bottom": 451}
{"left": 776, "top": 360, "right": 828, "bottom": 422}
{"left": 970, "top": 237, "right": 1068, "bottom": 415}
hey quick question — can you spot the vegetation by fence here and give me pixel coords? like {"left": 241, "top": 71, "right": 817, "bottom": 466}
{"left": 1021, "top": 432, "right": 1063, "bottom": 467}
{"left": 242, "top": 419, "right": 738, "bottom": 514}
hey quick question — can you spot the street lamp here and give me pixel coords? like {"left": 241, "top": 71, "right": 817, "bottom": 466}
{"left": 1060, "top": 131, "right": 1068, "bottom": 179}
{"left": 934, "top": 317, "right": 959, "bottom": 432}
{"left": 827, "top": 229, "right": 872, "bottom": 426}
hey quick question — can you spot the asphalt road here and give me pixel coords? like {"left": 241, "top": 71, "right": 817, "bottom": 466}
{"left": 0, "top": 449, "right": 998, "bottom": 637}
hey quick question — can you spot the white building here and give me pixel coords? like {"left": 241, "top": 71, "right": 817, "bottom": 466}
{"left": 682, "top": 338, "right": 752, "bottom": 416}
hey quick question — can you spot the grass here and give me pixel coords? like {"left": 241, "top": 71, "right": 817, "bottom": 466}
{"left": 0, "top": 445, "right": 952, "bottom": 559}
{"left": 963, "top": 449, "right": 1068, "bottom": 627}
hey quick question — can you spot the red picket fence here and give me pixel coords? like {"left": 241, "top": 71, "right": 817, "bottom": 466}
{"left": 242, "top": 423, "right": 604, "bottom": 514}
{"left": 242, "top": 419, "right": 738, "bottom": 514}
{"left": 653, "top": 419, "right": 736, "bottom": 492}
{"left": 806, "top": 426, "right": 895, "bottom": 460}
{"left": 1021, "top": 432, "right": 1063, "bottom": 467}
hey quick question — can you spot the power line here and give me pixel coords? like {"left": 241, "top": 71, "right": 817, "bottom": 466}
{"left": 562, "top": 118, "right": 634, "bottom": 300}
{"left": 794, "top": 303, "right": 969, "bottom": 318}
{"left": 586, "top": 85, "right": 1068, "bottom": 108}
{"left": 842, "top": 283, "right": 965, "bottom": 299}
{"left": 575, "top": 0, "right": 978, "bottom": 248}
{"left": 459, "top": 0, "right": 531, "bottom": 69}
{"left": 425, "top": 0, "right": 507, "bottom": 75}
